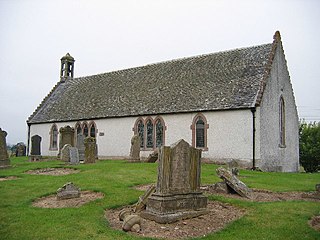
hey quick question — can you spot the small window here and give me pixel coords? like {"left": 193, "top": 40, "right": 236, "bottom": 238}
{"left": 50, "top": 124, "right": 58, "bottom": 150}
{"left": 191, "top": 113, "right": 209, "bottom": 150}
{"left": 89, "top": 122, "right": 96, "bottom": 138}
{"left": 196, "top": 118, "right": 205, "bottom": 148}
{"left": 83, "top": 123, "right": 89, "bottom": 137}
{"left": 146, "top": 119, "right": 154, "bottom": 148}
{"left": 137, "top": 120, "right": 144, "bottom": 148}
{"left": 155, "top": 119, "right": 164, "bottom": 148}
{"left": 279, "top": 97, "right": 285, "bottom": 146}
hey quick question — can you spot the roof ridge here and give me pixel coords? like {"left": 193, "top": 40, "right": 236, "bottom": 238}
{"left": 74, "top": 42, "right": 272, "bottom": 80}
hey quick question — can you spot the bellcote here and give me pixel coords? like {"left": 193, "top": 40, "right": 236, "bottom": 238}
{"left": 60, "top": 53, "right": 75, "bottom": 82}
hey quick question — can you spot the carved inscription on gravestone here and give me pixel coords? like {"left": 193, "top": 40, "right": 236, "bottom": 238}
{"left": 0, "top": 128, "right": 10, "bottom": 168}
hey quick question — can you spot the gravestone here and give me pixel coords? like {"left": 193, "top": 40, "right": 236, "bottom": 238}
{"left": 129, "top": 135, "right": 140, "bottom": 161}
{"left": 141, "top": 139, "right": 207, "bottom": 223}
{"left": 56, "top": 182, "right": 81, "bottom": 200}
{"left": 60, "top": 144, "right": 72, "bottom": 162}
{"left": 216, "top": 167, "right": 252, "bottom": 198}
{"left": 59, "top": 126, "right": 75, "bottom": 156}
{"left": 29, "top": 135, "right": 42, "bottom": 161}
{"left": 16, "top": 143, "right": 26, "bottom": 156}
{"left": 76, "top": 133, "right": 85, "bottom": 162}
{"left": 84, "top": 137, "right": 96, "bottom": 164}
{"left": 0, "top": 128, "right": 11, "bottom": 168}
{"left": 69, "top": 147, "right": 80, "bottom": 165}
{"left": 146, "top": 150, "right": 158, "bottom": 163}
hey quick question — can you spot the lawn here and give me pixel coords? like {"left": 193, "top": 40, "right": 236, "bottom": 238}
{"left": 0, "top": 157, "right": 319, "bottom": 240}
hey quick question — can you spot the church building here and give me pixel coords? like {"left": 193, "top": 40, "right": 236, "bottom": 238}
{"left": 27, "top": 31, "right": 299, "bottom": 172}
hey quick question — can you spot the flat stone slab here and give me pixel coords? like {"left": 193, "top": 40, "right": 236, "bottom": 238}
{"left": 216, "top": 167, "right": 252, "bottom": 198}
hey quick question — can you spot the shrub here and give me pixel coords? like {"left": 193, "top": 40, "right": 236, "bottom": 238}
{"left": 299, "top": 121, "right": 320, "bottom": 172}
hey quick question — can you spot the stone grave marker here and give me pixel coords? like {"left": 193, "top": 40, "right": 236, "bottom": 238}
{"left": 76, "top": 133, "right": 85, "bottom": 162}
{"left": 141, "top": 139, "right": 207, "bottom": 223}
{"left": 84, "top": 137, "right": 96, "bottom": 164}
{"left": 216, "top": 167, "right": 252, "bottom": 198}
{"left": 29, "top": 135, "right": 42, "bottom": 161}
{"left": 60, "top": 144, "right": 71, "bottom": 162}
{"left": 129, "top": 135, "right": 140, "bottom": 161}
{"left": 56, "top": 182, "right": 81, "bottom": 200}
{"left": 16, "top": 143, "right": 26, "bottom": 156}
{"left": 59, "top": 126, "right": 75, "bottom": 156}
{"left": 69, "top": 147, "right": 80, "bottom": 165}
{"left": 0, "top": 128, "right": 11, "bottom": 168}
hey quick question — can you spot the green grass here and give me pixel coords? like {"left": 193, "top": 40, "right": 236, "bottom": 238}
{"left": 1, "top": 157, "right": 319, "bottom": 239}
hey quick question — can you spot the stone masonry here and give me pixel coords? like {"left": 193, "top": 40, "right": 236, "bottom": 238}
{"left": 0, "top": 128, "right": 10, "bottom": 168}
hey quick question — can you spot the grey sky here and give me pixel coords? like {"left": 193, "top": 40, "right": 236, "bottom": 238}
{"left": 0, "top": 0, "right": 319, "bottom": 144}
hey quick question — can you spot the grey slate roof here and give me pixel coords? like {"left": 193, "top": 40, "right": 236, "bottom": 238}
{"left": 28, "top": 42, "right": 275, "bottom": 124}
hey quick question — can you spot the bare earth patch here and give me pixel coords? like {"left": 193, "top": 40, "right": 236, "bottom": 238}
{"left": 25, "top": 167, "right": 80, "bottom": 176}
{"left": 0, "top": 176, "right": 20, "bottom": 181}
{"left": 105, "top": 201, "right": 246, "bottom": 239}
{"left": 32, "top": 191, "right": 104, "bottom": 208}
{"left": 310, "top": 215, "right": 320, "bottom": 231}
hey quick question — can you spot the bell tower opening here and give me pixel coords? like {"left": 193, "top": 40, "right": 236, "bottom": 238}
{"left": 60, "top": 53, "right": 75, "bottom": 82}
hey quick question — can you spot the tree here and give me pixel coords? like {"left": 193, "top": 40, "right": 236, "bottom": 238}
{"left": 299, "top": 121, "right": 320, "bottom": 172}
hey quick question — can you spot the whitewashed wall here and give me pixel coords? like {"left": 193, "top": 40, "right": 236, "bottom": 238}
{"left": 29, "top": 109, "right": 254, "bottom": 164}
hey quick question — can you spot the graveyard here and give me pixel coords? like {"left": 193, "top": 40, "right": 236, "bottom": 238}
{"left": 0, "top": 155, "right": 319, "bottom": 239}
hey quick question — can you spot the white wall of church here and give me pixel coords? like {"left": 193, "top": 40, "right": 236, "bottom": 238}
{"left": 29, "top": 110, "right": 254, "bottom": 164}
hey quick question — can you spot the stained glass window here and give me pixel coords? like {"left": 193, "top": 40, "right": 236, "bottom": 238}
{"left": 196, "top": 118, "right": 205, "bottom": 148}
{"left": 146, "top": 119, "right": 154, "bottom": 148}
{"left": 76, "top": 124, "right": 82, "bottom": 135}
{"left": 137, "top": 120, "right": 144, "bottom": 148}
{"left": 155, "top": 119, "right": 164, "bottom": 148}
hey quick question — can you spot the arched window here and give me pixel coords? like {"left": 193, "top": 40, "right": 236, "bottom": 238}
{"left": 196, "top": 118, "right": 205, "bottom": 148}
{"left": 83, "top": 122, "right": 89, "bottom": 137}
{"left": 89, "top": 121, "right": 96, "bottom": 138}
{"left": 137, "top": 119, "right": 144, "bottom": 148}
{"left": 146, "top": 119, "right": 154, "bottom": 148}
{"left": 50, "top": 124, "right": 58, "bottom": 150}
{"left": 155, "top": 118, "right": 164, "bottom": 148}
{"left": 279, "top": 96, "right": 285, "bottom": 147}
{"left": 191, "top": 113, "right": 209, "bottom": 150}
{"left": 75, "top": 122, "right": 82, "bottom": 145}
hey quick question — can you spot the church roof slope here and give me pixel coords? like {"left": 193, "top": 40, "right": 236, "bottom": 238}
{"left": 28, "top": 42, "right": 274, "bottom": 124}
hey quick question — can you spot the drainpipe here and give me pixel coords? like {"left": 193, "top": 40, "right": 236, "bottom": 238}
{"left": 27, "top": 123, "right": 31, "bottom": 156}
{"left": 250, "top": 107, "right": 256, "bottom": 170}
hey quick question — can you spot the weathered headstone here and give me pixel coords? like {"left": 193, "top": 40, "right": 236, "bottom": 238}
{"left": 60, "top": 144, "right": 72, "bottom": 162}
{"left": 29, "top": 135, "right": 42, "bottom": 161}
{"left": 0, "top": 128, "right": 11, "bottom": 168}
{"left": 84, "top": 137, "right": 96, "bottom": 164}
{"left": 16, "top": 143, "right": 26, "bottom": 156}
{"left": 129, "top": 135, "right": 140, "bottom": 161}
{"left": 76, "top": 133, "right": 85, "bottom": 162}
{"left": 216, "top": 167, "right": 252, "bottom": 198}
{"left": 56, "top": 182, "right": 81, "bottom": 200}
{"left": 141, "top": 139, "right": 207, "bottom": 223}
{"left": 59, "top": 126, "right": 75, "bottom": 156}
{"left": 69, "top": 147, "right": 79, "bottom": 165}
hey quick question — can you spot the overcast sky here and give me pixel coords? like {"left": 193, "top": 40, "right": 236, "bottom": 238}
{"left": 0, "top": 0, "right": 319, "bottom": 144}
